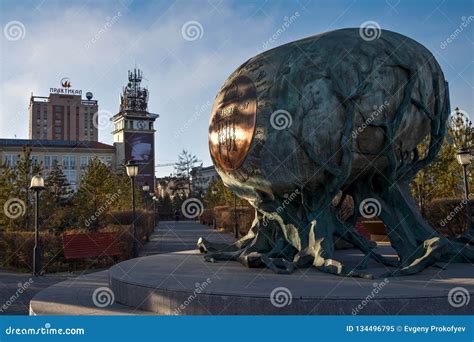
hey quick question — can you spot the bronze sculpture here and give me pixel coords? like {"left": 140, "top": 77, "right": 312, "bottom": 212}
{"left": 199, "top": 28, "right": 474, "bottom": 278}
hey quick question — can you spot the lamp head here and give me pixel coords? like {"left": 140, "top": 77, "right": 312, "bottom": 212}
{"left": 30, "top": 175, "right": 45, "bottom": 191}
{"left": 456, "top": 148, "right": 471, "bottom": 166}
{"left": 125, "top": 160, "right": 139, "bottom": 178}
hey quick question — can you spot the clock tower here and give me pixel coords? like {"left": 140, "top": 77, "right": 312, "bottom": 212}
{"left": 112, "top": 68, "right": 159, "bottom": 188}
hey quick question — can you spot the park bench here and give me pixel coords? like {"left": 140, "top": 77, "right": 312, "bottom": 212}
{"left": 62, "top": 232, "right": 120, "bottom": 259}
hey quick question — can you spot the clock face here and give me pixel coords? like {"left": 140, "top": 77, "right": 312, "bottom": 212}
{"left": 137, "top": 120, "right": 146, "bottom": 129}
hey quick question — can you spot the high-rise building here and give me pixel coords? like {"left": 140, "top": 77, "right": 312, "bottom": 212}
{"left": 29, "top": 79, "right": 98, "bottom": 141}
{"left": 112, "top": 69, "right": 158, "bottom": 188}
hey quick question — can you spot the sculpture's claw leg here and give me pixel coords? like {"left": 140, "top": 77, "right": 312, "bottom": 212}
{"left": 293, "top": 248, "right": 315, "bottom": 268}
{"left": 383, "top": 237, "right": 442, "bottom": 277}
{"left": 355, "top": 253, "right": 371, "bottom": 270}
{"left": 370, "top": 252, "right": 399, "bottom": 267}
{"left": 261, "top": 255, "right": 295, "bottom": 274}
{"left": 203, "top": 251, "right": 240, "bottom": 262}
{"left": 442, "top": 241, "right": 474, "bottom": 262}
{"left": 197, "top": 237, "right": 238, "bottom": 254}
{"left": 432, "top": 262, "right": 447, "bottom": 270}
{"left": 455, "top": 232, "right": 474, "bottom": 245}
{"left": 238, "top": 252, "right": 265, "bottom": 268}
{"left": 314, "top": 258, "right": 374, "bottom": 279}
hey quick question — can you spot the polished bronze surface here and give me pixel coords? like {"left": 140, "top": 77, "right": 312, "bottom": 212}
{"left": 209, "top": 75, "right": 257, "bottom": 171}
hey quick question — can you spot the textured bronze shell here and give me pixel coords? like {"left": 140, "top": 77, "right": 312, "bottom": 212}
{"left": 208, "top": 75, "right": 257, "bottom": 171}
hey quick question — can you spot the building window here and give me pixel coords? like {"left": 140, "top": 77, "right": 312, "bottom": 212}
{"left": 63, "top": 170, "right": 77, "bottom": 187}
{"left": 99, "top": 156, "right": 112, "bottom": 167}
{"left": 80, "top": 156, "right": 92, "bottom": 170}
{"left": 44, "top": 155, "right": 58, "bottom": 170}
{"left": 31, "top": 155, "right": 41, "bottom": 166}
{"left": 4, "top": 154, "right": 18, "bottom": 167}
{"left": 62, "top": 156, "right": 76, "bottom": 170}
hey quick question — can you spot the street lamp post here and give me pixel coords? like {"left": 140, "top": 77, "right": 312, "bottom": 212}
{"left": 151, "top": 194, "right": 157, "bottom": 227}
{"left": 153, "top": 195, "right": 159, "bottom": 226}
{"left": 126, "top": 160, "right": 139, "bottom": 258}
{"left": 146, "top": 192, "right": 155, "bottom": 242}
{"left": 456, "top": 148, "right": 473, "bottom": 233}
{"left": 142, "top": 183, "right": 150, "bottom": 210}
{"left": 211, "top": 188, "right": 218, "bottom": 230}
{"left": 30, "top": 175, "right": 45, "bottom": 276}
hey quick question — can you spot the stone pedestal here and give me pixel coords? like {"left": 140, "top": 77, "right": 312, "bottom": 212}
{"left": 108, "top": 248, "right": 474, "bottom": 315}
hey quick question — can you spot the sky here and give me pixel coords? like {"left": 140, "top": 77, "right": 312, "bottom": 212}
{"left": 0, "top": 0, "right": 473, "bottom": 177}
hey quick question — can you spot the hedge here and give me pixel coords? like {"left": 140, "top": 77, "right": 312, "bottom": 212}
{"left": 423, "top": 198, "right": 473, "bottom": 237}
{"left": 0, "top": 210, "right": 154, "bottom": 273}
{"left": 200, "top": 206, "right": 254, "bottom": 236}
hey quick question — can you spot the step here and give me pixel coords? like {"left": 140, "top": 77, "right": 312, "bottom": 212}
{"left": 108, "top": 248, "right": 474, "bottom": 315}
{"left": 29, "top": 270, "right": 150, "bottom": 316}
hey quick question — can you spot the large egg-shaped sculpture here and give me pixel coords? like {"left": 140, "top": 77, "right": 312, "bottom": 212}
{"left": 200, "top": 28, "right": 473, "bottom": 278}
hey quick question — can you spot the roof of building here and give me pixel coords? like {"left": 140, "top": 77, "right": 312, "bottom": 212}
{"left": 192, "top": 165, "right": 217, "bottom": 174}
{"left": 0, "top": 139, "right": 115, "bottom": 150}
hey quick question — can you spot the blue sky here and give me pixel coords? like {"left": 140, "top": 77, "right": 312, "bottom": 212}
{"left": 0, "top": 0, "right": 473, "bottom": 176}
